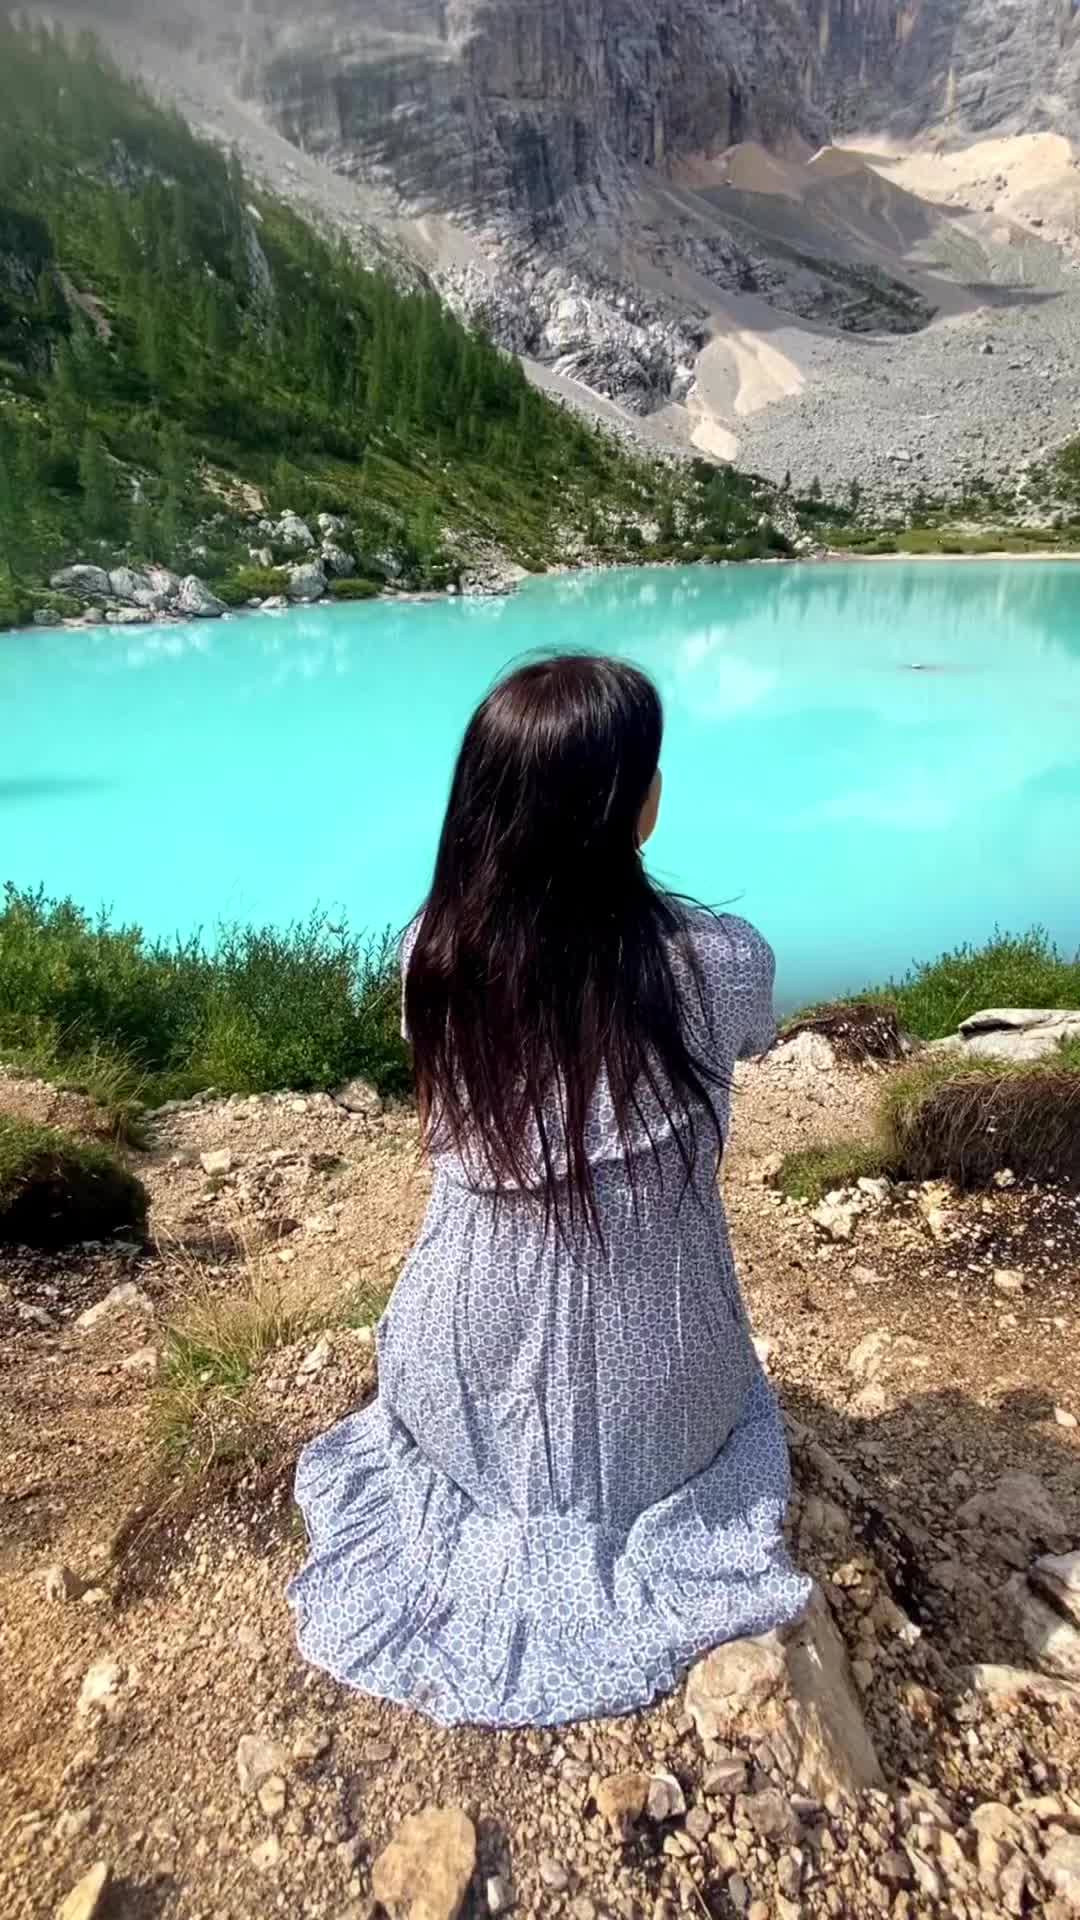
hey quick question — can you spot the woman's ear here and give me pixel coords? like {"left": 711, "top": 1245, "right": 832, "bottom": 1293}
{"left": 638, "top": 769, "right": 662, "bottom": 847}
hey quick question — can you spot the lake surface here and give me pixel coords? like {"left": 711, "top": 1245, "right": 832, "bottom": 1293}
{"left": 4, "top": 560, "right": 1080, "bottom": 1008}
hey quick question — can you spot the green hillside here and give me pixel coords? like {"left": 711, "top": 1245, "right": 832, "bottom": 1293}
{"left": 0, "top": 23, "right": 794, "bottom": 627}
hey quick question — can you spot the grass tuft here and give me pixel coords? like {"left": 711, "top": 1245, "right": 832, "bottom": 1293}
{"left": 775, "top": 1139, "right": 898, "bottom": 1205}
{"left": 0, "top": 1113, "right": 147, "bottom": 1247}
{"left": 150, "top": 1263, "right": 392, "bottom": 1482}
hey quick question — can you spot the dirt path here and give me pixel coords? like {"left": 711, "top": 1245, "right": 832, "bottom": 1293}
{"left": 2, "top": 1058, "right": 1079, "bottom": 1920}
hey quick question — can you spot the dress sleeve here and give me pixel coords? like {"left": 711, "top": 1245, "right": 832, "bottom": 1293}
{"left": 693, "top": 913, "right": 777, "bottom": 1062}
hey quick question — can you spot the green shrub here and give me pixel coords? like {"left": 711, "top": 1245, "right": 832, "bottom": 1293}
{"left": 776, "top": 1139, "right": 899, "bottom": 1205}
{"left": 866, "top": 929, "right": 1080, "bottom": 1042}
{"left": 0, "top": 884, "right": 410, "bottom": 1104}
{"left": 225, "top": 566, "right": 290, "bottom": 601}
{"left": 327, "top": 577, "right": 381, "bottom": 601}
{"left": 0, "top": 1114, "right": 147, "bottom": 1248}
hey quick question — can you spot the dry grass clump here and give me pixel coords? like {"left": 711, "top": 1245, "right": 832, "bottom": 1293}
{"left": 782, "top": 1001, "right": 907, "bottom": 1066}
{"left": 777, "top": 1038, "right": 1080, "bottom": 1201}
{"left": 0, "top": 1113, "right": 147, "bottom": 1247}
{"left": 881, "top": 1048, "right": 1080, "bottom": 1187}
{"left": 150, "top": 1259, "right": 391, "bottom": 1484}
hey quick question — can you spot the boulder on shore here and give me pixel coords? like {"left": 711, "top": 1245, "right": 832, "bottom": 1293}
{"left": 108, "top": 566, "right": 151, "bottom": 603}
{"left": 50, "top": 563, "right": 110, "bottom": 597}
{"left": 287, "top": 561, "right": 327, "bottom": 604}
{"left": 176, "top": 575, "right": 227, "bottom": 618}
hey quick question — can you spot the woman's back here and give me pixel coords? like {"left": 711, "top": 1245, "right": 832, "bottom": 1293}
{"left": 289, "top": 655, "right": 810, "bottom": 1727}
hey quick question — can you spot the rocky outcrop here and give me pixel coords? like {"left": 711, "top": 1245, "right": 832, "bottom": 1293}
{"left": 810, "top": 0, "right": 1080, "bottom": 142}
{"left": 933, "top": 1007, "right": 1080, "bottom": 1065}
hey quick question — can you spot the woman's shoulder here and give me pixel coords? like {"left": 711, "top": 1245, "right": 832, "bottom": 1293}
{"left": 668, "top": 902, "right": 774, "bottom": 977}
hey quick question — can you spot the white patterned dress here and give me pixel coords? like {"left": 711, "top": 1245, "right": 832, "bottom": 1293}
{"left": 289, "top": 909, "right": 810, "bottom": 1726}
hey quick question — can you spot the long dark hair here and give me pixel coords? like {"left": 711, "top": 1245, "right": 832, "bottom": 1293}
{"left": 405, "top": 654, "right": 726, "bottom": 1242}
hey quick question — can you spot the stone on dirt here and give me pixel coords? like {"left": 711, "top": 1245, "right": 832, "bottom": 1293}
{"left": 335, "top": 1075, "right": 384, "bottom": 1116}
{"left": 236, "top": 1733, "right": 290, "bottom": 1795}
{"left": 76, "top": 1284, "right": 153, "bottom": 1332}
{"left": 1031, "top": 1551, "right": 1080, "bottom": 1628}
{"left": 44, "top": 1562, "right": 84, "bottom": 1602}
{"left": 200, "top": 1147, "right": 233, "bottom": 1176}
{"left": 685, "top": 1587, "right": 883, "bottom": 1799}
{"left": 56, "top": 1861, "right": 110, "bottom": 1920}
{"left": 76, "top": 1658, "right": 122, "bottom": 1717}
{"left": 371, "top": 1806, "right": 477, "bottom": 1920}
{"left": 1044, "top": 1836, "right": 1080, "bottom": 1910}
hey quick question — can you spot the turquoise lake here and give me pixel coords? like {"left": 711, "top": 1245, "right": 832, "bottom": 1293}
{"left": 3, "top": 560, "right": 1080, "bottom": 1008}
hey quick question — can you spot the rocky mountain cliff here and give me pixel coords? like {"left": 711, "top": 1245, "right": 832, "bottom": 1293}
{"left": 45, "top": 0, "right": 1080, "bottom": 494}
{"left": 813, "top": 0, "right": 1080, "bottom": 141}
{"left": 62, "top": 1, "right": 1080, "bottom": 239}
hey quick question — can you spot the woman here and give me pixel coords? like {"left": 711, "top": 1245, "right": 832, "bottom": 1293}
{"left": 290, "top": 654, "right": 809, "bottom": 1726}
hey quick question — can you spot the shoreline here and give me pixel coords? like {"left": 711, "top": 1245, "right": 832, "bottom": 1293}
{"left": 9, "top": 545, "right": 1080, "bottom": 639}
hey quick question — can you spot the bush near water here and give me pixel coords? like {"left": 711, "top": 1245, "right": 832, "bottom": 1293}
{"left": 0, "top": 884, "right": 409, "bottom": 1124}
{"left": 4, "top": 883, "right": 1080, "bottom": 1185}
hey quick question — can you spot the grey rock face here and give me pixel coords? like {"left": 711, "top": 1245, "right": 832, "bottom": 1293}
{"left": 176, "top": 575, "right": 227, "bottom": 617}
{"left": 810, "top": 0, "right": 1080, "bottom": 142}
{"left": 287, "top": 560, "right": 327, "bottom": 602}
{"left": 50, "top": 564, "right": 111, "bottom": 596}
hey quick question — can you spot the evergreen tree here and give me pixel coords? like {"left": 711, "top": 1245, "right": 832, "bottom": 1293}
{"left": 79, "top": 430, "right": 120, "bottom": 540}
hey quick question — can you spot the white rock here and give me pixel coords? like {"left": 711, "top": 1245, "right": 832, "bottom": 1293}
{"left": 17, "top": 1302, "right": 57, "bottom": 1329}
{"left": 76, "top": 1285, "right": 152, "bottom": 1332}
{"left": 335, "top": 1075, "right": 383, "bottom": 1116}
{"left": 76, "top": 1658, "right": 122, "bottom": 1717}
{"left": 107, "top": 567, "right": 151, "bottom": 602}
{"left": 257, "top": 1774, "right": 287, "bottom": 1819}
{"left": 321, "top": 543, "right": 356, "bottom": 578}
{"left": 120, "top": 1346, "right": 160, "bottom": 1378}
{"left": 970, "top": 1662, "right": 1080, "bottom": 1706}
{"left": 276, "top": 510, "right": 315, "bottom": 549}
{"left": 1056, "top": 1407, "right": 1079, "bottom": 1430}
{"left": 646, "top": 1770, "right": 686, "bottom": 1821}
{"left": 236, "top": 1733, "right": 289, "bottom": 1795}
{"left": 486, "top": 1875, "right": 514, "bottom": 1914}
{"left": 957, "top": 1471, "right": 1068, "bottom": 1540}
{"left": 250, "top": 1835, "right": 281, "bottom": 1872}
{"left": 317, "top": 512, "right": 347, "bottom": 536}
{"left": 769, "top": 1030, "right": 837, "bottom": 1072}
{"left": 372, "top": 1807, "right": 477, "bottom": 1920}
{"left": 1044, "top": 1836, "right": 1080, "bottom": 1911}
{"left": 686, "top": 1587, "right": 882, "bottom": 1799}
{"left": 1031, "top": 1551, "right": 1080, "bottom": 1630}
{"left": 50, "top": 564, "right": 110, "bottom": 596}
{"left": 199, "top": 1148, "right": 233, "bottom": 1176}
{"left": 45, "top": 1563, "right": 84, "bottom": 1603}
{"left": 993, "top": 1269, "right": 1025, "bottom": 1296}
{"left": 1011, "top": 1576, "right": 1080, "bottom": 1682}
{"left": 810, "top": 1194, "right": 858, "bottom": 1241}
{"left": 847, "top": 1330, "right": 889, "bottom": 1381}
{"left": 298, "top": 1337, "right": 332, "bottom": 1378}
{"left": 56, "top": 1861, "right": 110, "bottom": 1920}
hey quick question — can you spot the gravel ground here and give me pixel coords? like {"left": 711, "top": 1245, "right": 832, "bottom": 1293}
{"left": 2, "top": 1055, "right": 1080, "bottom": 1920}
